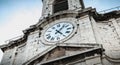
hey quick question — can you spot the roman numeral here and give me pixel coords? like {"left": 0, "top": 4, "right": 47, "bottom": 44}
{"left": 46, "top": 34, "right": 50, "bottom": 36}
{"left": 65, "top": 25, "right": 69, "bottom": 27}
{"left": 52, "top": 27, "right": 55, "bottom": 29}
{"left": 47, "top": 31, "right": 51, "bottom": 32}
{"left": 57, "top": 24, "right": 60, "bottom": 27}
{"left": 67, "top": 27, "right": 71, "bottom": 30}
{"left": 47, "top": 36, "right": 51, "bottom": 39}
{"left": 66, "top": 31, "right": 70, "bottom": 33}
{"left": 57, "top": 37, "right": 60, "bottom": 40}
{"left": 51, "top": 37, "right": 55, "bottom": 40}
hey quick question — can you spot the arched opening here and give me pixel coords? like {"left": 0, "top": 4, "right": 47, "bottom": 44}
{"left": 53, "top": 0, "right": 68, "bottom": 13}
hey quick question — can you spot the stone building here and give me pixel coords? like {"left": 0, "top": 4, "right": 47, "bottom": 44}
{"left": 0, "top": 0, "right": 120, "bottom": 65}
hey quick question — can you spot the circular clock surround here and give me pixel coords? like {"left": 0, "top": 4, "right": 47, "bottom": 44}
{"left": 44, "top": 22, "right": 74, "bottom": 42}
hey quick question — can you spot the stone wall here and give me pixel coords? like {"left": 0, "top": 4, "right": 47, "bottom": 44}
{"left": 92, "top": 17, "right": 120, "bottom": 65}
{"left": 13, "top": 44, "right": 26, "bottom": 65}
{"left": 24, "top": 30, "right": 51, "bottom": 62}
{"left": 0, "top": 48, "right": 15, "bottom": 65}
{"left": 63, "top": 15, "right": 96, "bottom": 44}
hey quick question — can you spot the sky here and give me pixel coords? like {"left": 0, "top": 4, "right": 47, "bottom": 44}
{"left": 0, "top": 0, "right": 120, "bottom": 63}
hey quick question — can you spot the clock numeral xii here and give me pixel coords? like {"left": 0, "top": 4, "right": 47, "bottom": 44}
{"left": 57, "top": 24, "right": 60, "bottom": 27}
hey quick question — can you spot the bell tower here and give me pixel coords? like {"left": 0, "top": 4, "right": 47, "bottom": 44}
{"left": 42, "top": 0, "right": 85, "bottom": 17}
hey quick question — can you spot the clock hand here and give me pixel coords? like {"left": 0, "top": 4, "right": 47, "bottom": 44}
{"left": 55, "top": 24, "right": 65, "bottom": 34}
{"left": 55, "top": 30, "right": 66, "bottom": 37}
{"left": 55, "top": 29, "right": 58, "bottom": 34}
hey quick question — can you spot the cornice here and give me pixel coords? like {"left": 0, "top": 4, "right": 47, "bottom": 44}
{"left": 93, "top": 10, "right": 120, "bottom": 21}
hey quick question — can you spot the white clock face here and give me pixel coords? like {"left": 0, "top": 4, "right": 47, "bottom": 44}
{"left": 44, "top": 22, "right": 74, "bottom": 42}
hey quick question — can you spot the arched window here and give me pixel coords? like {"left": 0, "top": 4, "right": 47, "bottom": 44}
{"left": 53, "top": 0, "right": 68, "bottom": 13}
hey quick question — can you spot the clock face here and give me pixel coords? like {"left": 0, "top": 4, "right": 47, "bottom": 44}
{"left": 44, "top": 22, "right": 74, "bottom": 42}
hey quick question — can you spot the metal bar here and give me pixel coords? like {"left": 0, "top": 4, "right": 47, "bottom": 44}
{"left": 99, "top": 6, "right": 120, "bottom": 14}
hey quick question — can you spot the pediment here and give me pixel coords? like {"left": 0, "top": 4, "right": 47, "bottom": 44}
{"left": 24, "top": 43, "right": 103, "bottom": 65}
{"left": 42, "top": 46, "right": 91, "bottom": 62}
{"left": 41, "top": 44, "right": 103, "bottom": 62}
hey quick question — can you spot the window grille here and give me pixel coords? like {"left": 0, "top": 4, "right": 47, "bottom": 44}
{"left": 53, "top": 0, "right": 68, "bottom": 13}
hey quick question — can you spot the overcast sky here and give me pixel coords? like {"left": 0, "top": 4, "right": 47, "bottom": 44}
{"left": 0, "top": 0, "right": 120, "bottom": 63}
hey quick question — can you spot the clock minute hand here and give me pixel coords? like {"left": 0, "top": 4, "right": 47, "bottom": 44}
{"left": 59, "top": 24, "right": 65, "bottom": 31}
{"left": 55, "top": 24, "right": 65, "bottom": 34}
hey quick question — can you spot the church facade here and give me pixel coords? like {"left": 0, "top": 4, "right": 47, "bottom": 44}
{"left": 1, "top": 0, "right": 120, "bottom": 65}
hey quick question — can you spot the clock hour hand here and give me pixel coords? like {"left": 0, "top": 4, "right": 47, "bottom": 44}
{"left": 55, "top": 30, "right": 66, "bottom": 37}
{"left": 55, "top": 30, "right": 58, "bottom": 34}
{"left": 55, "top": 24, "right": 65, "bottom": 34}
